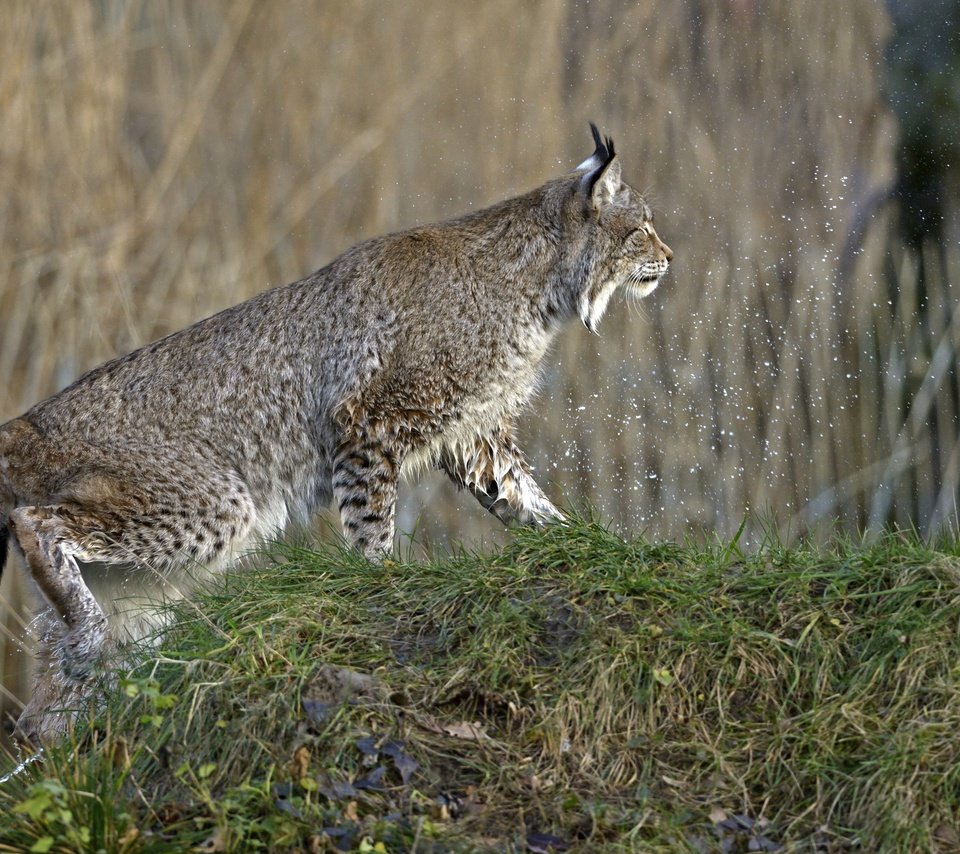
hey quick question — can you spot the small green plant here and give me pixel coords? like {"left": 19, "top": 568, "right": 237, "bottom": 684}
{"left": 120, "top": 676, "right": 178, "bottom": 728}
{"left": 4, "top": 744, "right": 141, "bottom": 854}
{"left": 14, "top": 780, "right": 89, "bottom": 852}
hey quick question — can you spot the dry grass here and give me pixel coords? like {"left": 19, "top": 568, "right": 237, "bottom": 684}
{"left": 0, "top": 2, "right": 902, "bottom": 538}
{"left": 2, "top": 2, "right": 958, "bottom": 754}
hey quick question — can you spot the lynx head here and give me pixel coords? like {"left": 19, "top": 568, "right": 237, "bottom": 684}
{"left": 559, "top": 122, "right": 672, "bottom": 333}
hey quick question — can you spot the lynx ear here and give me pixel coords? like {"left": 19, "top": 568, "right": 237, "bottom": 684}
{"left": 577, "top": 122, "right": 620, "bottom": 210}
{"left": 588, "top": 156, "right": 621, "bottom": 210}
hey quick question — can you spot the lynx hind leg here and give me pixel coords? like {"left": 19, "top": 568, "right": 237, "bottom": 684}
{"left": 441, "top": 430, "right": 563, "bottom": 526}
{"left": 333, "top": 435, "right": 402, "bottom": 559}
{"left": 8, "top": 457, "right": 256, "bottom": 681}
{"left": 14, "top": 610, "right": 84, "bottom": 745}
{"left": 9, "top": 505, "right": 113, "bottom": 681}
{"left": 16, "top": 664, "right": 85, "bottom": 745}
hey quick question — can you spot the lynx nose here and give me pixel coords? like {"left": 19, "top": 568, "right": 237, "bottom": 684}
{"left": 649, "top": 225, "right": 672, "bottom": 263}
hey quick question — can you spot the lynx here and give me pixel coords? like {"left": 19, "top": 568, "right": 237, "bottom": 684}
{"left": 0, "top": 124, "right": 671, "bottom": 741}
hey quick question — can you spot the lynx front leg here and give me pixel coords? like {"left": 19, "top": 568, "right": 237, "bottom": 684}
{"left": 333, "top": 437, "right": 402, "bottom": 559}
{"left": 441, "top": 429, "right": 563, "bottom": 526}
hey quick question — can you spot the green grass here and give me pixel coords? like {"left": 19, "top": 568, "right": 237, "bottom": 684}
{"left": 3, "top": 516, "right": 960, "bottom": 852}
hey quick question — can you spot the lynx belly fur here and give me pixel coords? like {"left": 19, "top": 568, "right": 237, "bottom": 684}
{"left": 0, "top": 124, "right": 671, "bottom": 740}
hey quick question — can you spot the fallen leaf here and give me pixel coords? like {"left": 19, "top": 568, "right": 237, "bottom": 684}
{"left": 320, "top": 826, "right": 358, "bottom": 850}
{"left": 291, "top": 745, "right": 311, "bottom": 780}
{"left": 380, "top": 740, "right": 419, "bottom": 784}
{"left": 318, "top": 779, "right": 358, "bottom": 801}
{"left": 273, "top": 782, "right": 303, "bottom": 819}
{"left": 344, "top": 800, "right": 360, "bottom": 822}
{"left": 653, "top": 667, "right": 673, "bottom": 686}
{"left": 709, "top": 806, "right": 728, "bottom": 824}
{"left": 379, "top": 739, "right": 404, "bottom": 758}
{"left": 526, "top": 831, "right": 569, "bottom": 852}
{"left": 393, "top": 751, "right": 419, "bottom": 784}
{"left": 355, "top": 735, "right": 381, "bottom": 758}
{"left": 273, "top": 781, "right": 293, "bottom": 798}
{"left": 444, "top": 721, "right": 490, "bottom": 741}
{"left": 354, "top": 765, "right": 387, "bottom": 791}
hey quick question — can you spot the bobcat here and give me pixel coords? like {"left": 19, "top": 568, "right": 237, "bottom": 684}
{"left": 0, "top": 123, "right": 671, "bottom": 741}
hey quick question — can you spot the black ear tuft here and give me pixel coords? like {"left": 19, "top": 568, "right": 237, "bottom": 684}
{"left": 579, "top": 122, "right": 617, "bottom": 175}
{"left": 582, "top": 123, "right": 619, "bottom": 200}
{"left": 588, "top": 121, "right": 609, "bottom": 164}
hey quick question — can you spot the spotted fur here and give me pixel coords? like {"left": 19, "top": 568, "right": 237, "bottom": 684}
{"left": 0, "top": 123, "right": 671, "bottom": 740}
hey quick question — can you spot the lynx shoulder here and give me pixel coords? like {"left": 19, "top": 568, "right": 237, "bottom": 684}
{"left": 0, "top": 123, "right": 671, "bottom": 741}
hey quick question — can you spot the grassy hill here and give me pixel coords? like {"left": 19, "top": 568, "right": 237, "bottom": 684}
{"left": 2, "top": 517, "right": 960, "bottom": 852}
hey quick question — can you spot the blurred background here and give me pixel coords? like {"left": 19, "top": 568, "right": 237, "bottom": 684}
{"left": 1, "top": 1, "right": 959, "bottom": 731}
